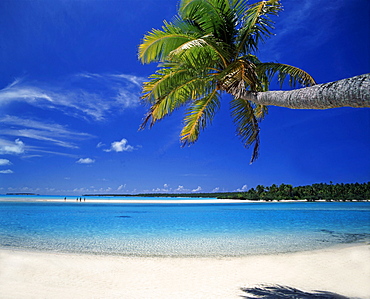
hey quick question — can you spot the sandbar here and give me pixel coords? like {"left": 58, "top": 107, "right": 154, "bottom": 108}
{"left": 1, "top": 244, "right": 369, "bottom": 298}
{"left": 46, "top": 198, "right": 249, "bottom": 204}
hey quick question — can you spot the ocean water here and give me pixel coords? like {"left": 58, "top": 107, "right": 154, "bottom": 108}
{"left": 0, "top": 197, "right": 369, "bottom": 257}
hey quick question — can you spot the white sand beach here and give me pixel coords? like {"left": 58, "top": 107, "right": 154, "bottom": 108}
{"left": 42, "top": 198, "right": 250, "bottom": 204}
{"left": 0, "top": 197, "right": 249, "bottom": 204}
{"left": 0, "top": 244, "right": 369, "bottom": 299}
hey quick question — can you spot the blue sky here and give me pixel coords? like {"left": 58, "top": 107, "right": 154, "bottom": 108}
{"left": 0, "top": 0, "right": 369, "bottom": 195}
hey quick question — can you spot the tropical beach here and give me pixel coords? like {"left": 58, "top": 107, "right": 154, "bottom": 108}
{"left": 1, "top": 0, "right": 369, "bottom": 298}
{"left": 1, "top": 244, "right": 369, "bottom": 299}
{"left": 1, "top": 197, "right": 370, "bottom": 298}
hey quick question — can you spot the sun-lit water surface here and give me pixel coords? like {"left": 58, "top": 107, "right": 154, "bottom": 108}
{"left": 0, "top": 196, "right": 369, "bottom": 256}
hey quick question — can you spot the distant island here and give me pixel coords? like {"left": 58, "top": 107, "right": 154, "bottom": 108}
{"left": 6, "top": 193, "right": 39, "bottom": 196}
{"left": 84, "top": 182, "right": 370, "bottom": 202}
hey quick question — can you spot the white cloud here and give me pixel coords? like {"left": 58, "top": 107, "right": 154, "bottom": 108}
{"left": 0, "top": 79, "right": 53, "bottom": 105}
{"left": 152, "top": 184, "right": 170, "bottom": 192}
{"left": 175, "top": 185, "right": 188, "bottom": 192}
{"left": 117, "top": 184, "right": 126, "bottom": 191}
{"left": 236, "top": 184, "right": 248, "bottom": 192}
{"left": 0, "top": 73, "right": 144, "bottom": 121}
{"left": 115, "top": 88, "right": 138, "bottom": 108}
{"left": 192, "top": 186, "right": 202, "bottom": 192}
{"left": 76, "top": 158, "right": 95, "bottom": 164}
{"left": 0, "top": 138, "right": 25, "bottom": 155}
{"left": 0, "top": 116, "right": 94, "bottom": 149}
{"left": 212, "top": 187, "right": 220, "bottom": 192}
{"left": 0, "top": 169, "right": 13, "bottom": 174}
{"left": 0, "top": 159, "right": 12, "bottom": 166}
{"left": 23, "top": 149, "right": 78, "bottom": 158}
{"left": 103, "top": 138, "right": 134, "bottom": 152}
{"left": 110, "top": 74, "right": 144, "bottom": 87}
{"left": 73, "top": 187, "right": 89, "bottom": 193}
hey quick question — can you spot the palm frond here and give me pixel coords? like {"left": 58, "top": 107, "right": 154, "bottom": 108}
{"left": 240, "top": 54, "right": 269, "bottom": 91}
{"left": 139, "top": 20, "right": 202, "bottom": 64}
{"left": 140, "top": 65, "right": 212, "bottom": 129}
{"left": 229, "top": 0, "right": 249, "bottom": 21}
{"left": 168, "top": 34, "right": 232, "bottom": 68}
{"left": 219, "top": 58, "right": 260, "bottom": 94}
{"left": 240, "top": 54, "right": 262, "bottom": 65}
{"left": 231, "top": 97, "right": 261, "bottom": 163}
{"left": 236, "top": 0, "right": 282, "bottom": 55}
{"left": 141, "top": 65, "right": 185, "bottom": 104}
{"left": 179, "top": 0, "right": 238, "bottom": 44}
{"left": 256, "top": 62, "right": 316, "bottom": 88}
{"left": 254, "top": 104, "right": 268, "bottom": 120}
{"left": 180, "top": 88, "right": 220, "bottom": 145}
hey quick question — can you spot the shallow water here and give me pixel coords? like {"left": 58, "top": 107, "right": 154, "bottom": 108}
{"left": 0, "top": 198, "right": 369, "bottom": 256}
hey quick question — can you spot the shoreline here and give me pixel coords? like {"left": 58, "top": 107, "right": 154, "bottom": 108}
{"left": 0, "top": 197, "right": 268, "bottom": 204}
{"left": 0, "top": 240, "right": 366, "bottom": 257}
{"left": 1, "top": 244, "right": 369, "bottom": 298}
{"left": 2, "top": 197, "right": 367, "bottom": 204}
{"left": 0, "top": 198, "right": 248, "bottom": 204}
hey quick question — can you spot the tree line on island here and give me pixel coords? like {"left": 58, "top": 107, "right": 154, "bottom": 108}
{"left": 85, "top": 182, "right": 370, "bottom": 202}
{"left": 216, "top": 182, "right": 370, "bottom": 201}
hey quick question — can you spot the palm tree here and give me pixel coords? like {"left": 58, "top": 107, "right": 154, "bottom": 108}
{"left": 138, "top": 0, "right": 369, "bottom": 163}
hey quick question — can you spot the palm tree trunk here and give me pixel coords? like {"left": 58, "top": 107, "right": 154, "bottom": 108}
{"left": 245, "top": 73, "right": 370, "bottom": 109}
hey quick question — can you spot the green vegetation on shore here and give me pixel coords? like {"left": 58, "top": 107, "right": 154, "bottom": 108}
{"left": 6, "top": 193, "right": 39, "bottom": 196}
{"left": 84, "top": 182, "right": 370, "bottom": 201}
{"left": 216, "top": 182, "right": 370, "bottom": 201}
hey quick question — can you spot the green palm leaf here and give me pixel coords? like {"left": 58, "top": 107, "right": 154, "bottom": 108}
{"left": 180, "top": 89, "right": 220, "bottom": 145}
{"left": 254, "top": 104, "right": 268, "bottom": 120}
{"left": 141, "top": 64, "right": 211, "bottom": 128}
{"left": 141, "top": 66, "right": 183, "bottom": 104}
{"left": 168, "top": 35, "right": 230, "bottom": 68}
{"left": 256, "top": 63, "right": 316, "bottom": 88}
{"left": 236, "top": 0, "right": 282, "bottom": 55}
{"left": 179, "top": 0, "right": 237, "bottom": 44}
{"left": 231, "top": 97, "right": 261, "bottom": 163}
{"left": 139, "top": 20, "right": 202, "bottom": 64}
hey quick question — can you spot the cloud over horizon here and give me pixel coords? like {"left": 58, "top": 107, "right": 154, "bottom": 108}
{"left": 192, "top": 186, "right": 202, "bottom": 192}
{"left": 236, "top": 185, "right": 248, "bottom": 192}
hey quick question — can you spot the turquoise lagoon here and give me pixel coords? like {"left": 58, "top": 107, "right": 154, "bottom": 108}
{"left": 0, "top": 196, "right": 369, "bottom": 257}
